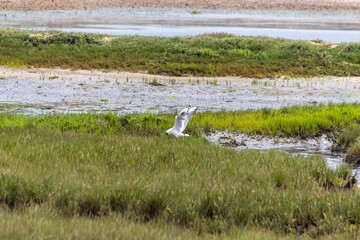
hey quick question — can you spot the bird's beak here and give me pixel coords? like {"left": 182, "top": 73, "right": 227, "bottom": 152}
{"left": 165, "top": 132, "right": 169, "bottom": 135}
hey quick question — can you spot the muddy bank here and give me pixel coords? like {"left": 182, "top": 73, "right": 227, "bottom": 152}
{"left": 1, "top": 67, "right": 360, "bottom": 115}
{"left": 1, "top": 0, "right": 360, "bottom": 12}
{"left": 206, "top": 131, "right": 340, "bottom": 166}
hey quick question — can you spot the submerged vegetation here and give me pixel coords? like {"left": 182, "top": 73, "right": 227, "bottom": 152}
{"left": 1, "top": 104, "right": 360, "bottom": 238}
{"left": 1, "top": 29, "right": 360, "bottom": 77}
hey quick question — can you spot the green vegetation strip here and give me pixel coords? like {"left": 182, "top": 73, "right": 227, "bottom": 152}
{"left": 1, "top": 29, "right": 360, "bottom": 77}
{"left": 197, "top": 103, "right": 360, "bottom": 138}
{"left": 1, "top": 104, "right": 360, "bottom": 238}
{"left": 1, "top": 103, "right": 360, "bottom": 138}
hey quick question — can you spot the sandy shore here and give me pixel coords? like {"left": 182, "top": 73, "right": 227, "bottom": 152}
{"left": 1, "top": 0, "right": 360, "bottom": 11}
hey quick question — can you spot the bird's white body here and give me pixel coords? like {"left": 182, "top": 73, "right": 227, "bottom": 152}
{"left": 166, "top": 107, "right": 197, "bottom": 138}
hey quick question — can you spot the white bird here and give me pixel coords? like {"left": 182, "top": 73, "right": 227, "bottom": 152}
{"left": 166, "top": 107, "right": 197, "bottom": 137}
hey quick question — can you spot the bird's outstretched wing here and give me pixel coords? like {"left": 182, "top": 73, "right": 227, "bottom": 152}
{"left": 172, "top": 108, "right": 188, "bottom": 133}
{"left": 180, "top": 107, "right": 197, "bottom": 133}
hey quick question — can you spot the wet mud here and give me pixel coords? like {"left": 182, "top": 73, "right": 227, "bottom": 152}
{"left": 1, "top": 67, "right": 360, "bottom": 115}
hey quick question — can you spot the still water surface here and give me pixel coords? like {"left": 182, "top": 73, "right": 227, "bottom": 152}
{"left": 1, "top": 8, "right": 360, "bottom": 43}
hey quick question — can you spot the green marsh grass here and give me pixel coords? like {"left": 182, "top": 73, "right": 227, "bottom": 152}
{"left": 0, "top": 126, "right": 358, "bottom": 238}
{"left": 345, "top": 137, "right": 360, "bottom": 166}
{"left": 336, "top": 123, "right": 360, "bottom": 148}
{"left": 1, "top": 104, "right": 360, "bottom": 237}
{"left": 195, "top": 103, "right": 360, "bottom": 138}
{"left": 2, "top": 103, "right": 360, "bottom": 138}
{"left": 1, "top": 29, "right": 360, "bottom": 77}
{"left": 2, "top": 206, "right": 343, "bottom": 240}
{"left": 332, "top": 122, "right": 360, "bottom": 153}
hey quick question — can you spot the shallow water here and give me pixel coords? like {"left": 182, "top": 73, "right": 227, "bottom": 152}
{"left": 206, "top": 131, "right": 359, "bottom": 181}
{"left": 1, "top": 8, "right": 360, "bottom": 42}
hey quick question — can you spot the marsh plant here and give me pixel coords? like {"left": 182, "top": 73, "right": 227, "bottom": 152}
{"left": 251, "top": 79, "right": 260, "bottom": 85}
{"left": 148, "top": 77, "right": 165, "bottom": 86}
{"left": 336, "top": 123, "right": 360, "bottom": 148}
{"left": 191, "top": 10, "right": 202, "bottom": 15}
{"left": 340, "top": 124, "right": 360, "bottom": 165}
{"left": 168, "top": 78, "right": 177, "bottom": 84}
{"left": 345, "top": 137, "right": 360, "bottom": 166}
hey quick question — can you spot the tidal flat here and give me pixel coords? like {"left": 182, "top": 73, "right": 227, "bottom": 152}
{"left": 1, "top": 67, "right": 359, "bottom": 115}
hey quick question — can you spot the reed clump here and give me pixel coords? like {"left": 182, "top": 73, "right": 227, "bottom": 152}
{"left": 344, "top": 138, "right": 360, "bottom": 166}
{"left": 336, "top": 123, "right": 360, "bottom": 148}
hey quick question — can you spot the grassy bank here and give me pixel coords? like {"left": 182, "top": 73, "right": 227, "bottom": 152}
{"left": 196, "top": 103, "right": 360, "bottom": 138}
{"left": 1, "top": 29, "right": 360, "bottom": 77}
{"left": 1, "top": 105, "right": 360, "bottom": 238}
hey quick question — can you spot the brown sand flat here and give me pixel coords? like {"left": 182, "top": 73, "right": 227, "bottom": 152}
{"left": 1, "top": 0, "right": 360, "bottom": 11}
